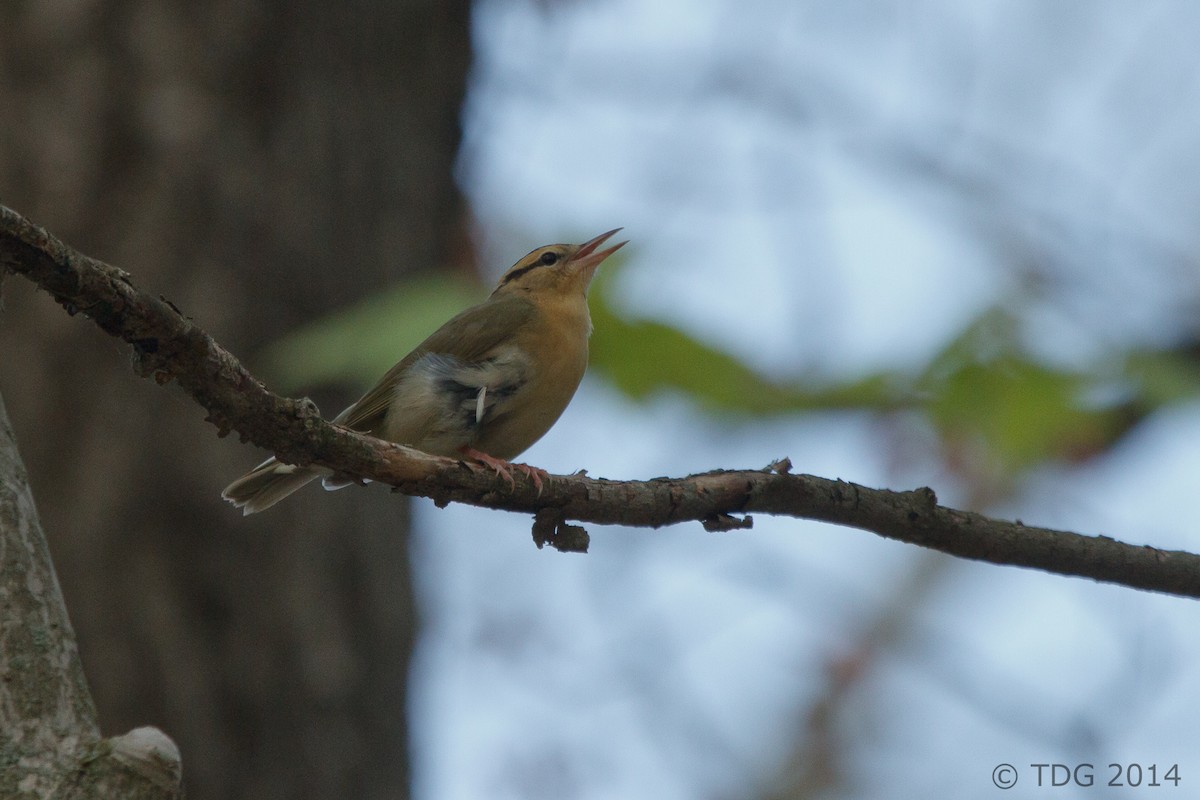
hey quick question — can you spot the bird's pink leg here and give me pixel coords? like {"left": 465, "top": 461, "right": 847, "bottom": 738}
{"left": 459, "top": 446, "right": 548, "bottom": 494}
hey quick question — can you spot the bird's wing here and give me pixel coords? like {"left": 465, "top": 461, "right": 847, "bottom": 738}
{"left": 335, "top": 294, "right": 537, "bottom": 433}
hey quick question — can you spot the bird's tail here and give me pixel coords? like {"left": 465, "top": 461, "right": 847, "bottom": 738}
{"left": 222, "top": 457, "right": 320, "bottom": 515}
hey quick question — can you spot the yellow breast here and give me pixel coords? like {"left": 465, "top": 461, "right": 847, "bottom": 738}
{"left": 473, "top": 292, "right": 592, "bottom": 458}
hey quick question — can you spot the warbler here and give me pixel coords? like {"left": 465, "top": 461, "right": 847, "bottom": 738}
{"left": 223, "top": 229, "right": 626, "bottom": 513}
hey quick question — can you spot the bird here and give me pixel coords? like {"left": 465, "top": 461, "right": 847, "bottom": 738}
{"left": 222, "top": 228, "right": 627, "bottom": 514}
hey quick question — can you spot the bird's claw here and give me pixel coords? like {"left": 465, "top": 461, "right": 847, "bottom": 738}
{"left": 459, "top": 447, "right": 547, "bottom": 495}
{"left": 513, "top": 463, "right": 548, "bottom": 496}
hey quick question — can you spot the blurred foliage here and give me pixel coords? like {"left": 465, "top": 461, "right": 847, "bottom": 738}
{"left": 587, "top": 293, "right": 906, "bottom": 416}
{"left": 263, "top": 255, "right": 1198, "bottom": 481}
{"left": 917, "top": 309, "right": 1143, "bottom": 475}
{"left": 262, "top": 274, "right": 483, "bottom": 390}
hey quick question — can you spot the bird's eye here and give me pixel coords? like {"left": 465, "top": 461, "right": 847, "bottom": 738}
{"left": 539, "top": 251, "right": 559, "bottom": 266}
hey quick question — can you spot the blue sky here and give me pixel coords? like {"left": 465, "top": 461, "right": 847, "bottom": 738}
{"left": 414, "top": 3, "right": 1200, "bottom": 797}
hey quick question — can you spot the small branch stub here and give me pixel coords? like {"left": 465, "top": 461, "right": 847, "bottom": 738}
{"left": 109, "top": 726, "right": 183, "bottom": 790}
{"left": 533, "top": 508, "right": 590, "bottom": 553}
{"left": 702, "top": 512, "right": 753, "bottom": 532}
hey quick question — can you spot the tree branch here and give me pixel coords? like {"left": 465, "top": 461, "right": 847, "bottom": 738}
{"left": 3, "top": 204, "right": 1198, "bottom": 599}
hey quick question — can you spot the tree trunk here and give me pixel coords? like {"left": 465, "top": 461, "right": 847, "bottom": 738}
{"left": 0, "top": 2, "right": 471, "bottom": 797}
{"left": 1, "top": 390, "right": 183, "bottom": 798}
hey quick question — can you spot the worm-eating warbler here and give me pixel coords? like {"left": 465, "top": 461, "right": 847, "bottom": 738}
{"left": 222, "top": 228, "right": 626, "bottom": 514}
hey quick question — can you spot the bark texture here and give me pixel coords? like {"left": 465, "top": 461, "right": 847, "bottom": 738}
{"left": 1, "top": 392, "right": 182, "bottom": 799}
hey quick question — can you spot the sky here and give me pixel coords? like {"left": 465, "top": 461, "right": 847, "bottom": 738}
{"left": 412, "top": 2, "right": 1200, "bottom": 798}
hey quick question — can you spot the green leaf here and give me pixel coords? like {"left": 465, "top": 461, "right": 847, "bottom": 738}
{"left": 916, "top": 308, "right": 1138, "bottom": 472}
{"left": 587, "top": 264, "right": 904, "bottom": 415}
{"left": 1122, "top": 348, "right": 1200, "bottom": 406}
{"left": 260, "top": 275, "right": 483, "bottom": 391}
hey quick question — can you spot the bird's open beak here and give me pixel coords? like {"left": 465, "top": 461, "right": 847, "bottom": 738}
{"left": 570, "top": 228, "right": 627, "bottom": 281}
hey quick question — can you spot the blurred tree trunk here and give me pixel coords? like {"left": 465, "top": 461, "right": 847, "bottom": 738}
{"left": 0, "top": 2, "right": 471, "bottom": 798}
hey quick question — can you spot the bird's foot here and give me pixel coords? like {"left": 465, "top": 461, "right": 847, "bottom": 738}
{"left": 459, "top": 447, "right": 548, "bottom": 494}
